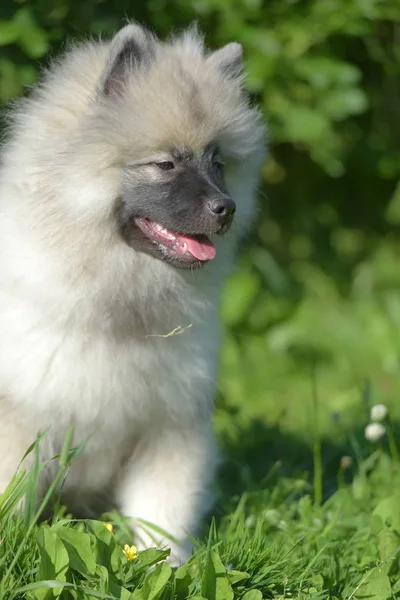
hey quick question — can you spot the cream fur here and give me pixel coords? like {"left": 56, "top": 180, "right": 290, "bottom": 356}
{"left": 0, "top": 23, "right": 265, "bottom": 563}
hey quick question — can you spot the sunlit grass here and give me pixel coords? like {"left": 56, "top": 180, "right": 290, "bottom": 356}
{"left": 1, "top": 393, "right": 400, "bottom": 599}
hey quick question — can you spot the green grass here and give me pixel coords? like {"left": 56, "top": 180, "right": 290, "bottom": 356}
{"left": 1, "top": 390, "right": 400, "bottom": 599}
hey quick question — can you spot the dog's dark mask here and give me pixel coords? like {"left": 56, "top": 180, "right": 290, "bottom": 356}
{"left": 116, "top": 145, "right": 236, "bottom": 269}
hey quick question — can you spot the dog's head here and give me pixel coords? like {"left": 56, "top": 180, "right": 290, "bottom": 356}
{"left": 66, "top": 24, "right": 265, "bottom": 270}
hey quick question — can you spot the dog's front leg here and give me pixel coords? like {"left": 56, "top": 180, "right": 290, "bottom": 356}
{"left": 116, "top": 420, "right": 217, "bottom": 566}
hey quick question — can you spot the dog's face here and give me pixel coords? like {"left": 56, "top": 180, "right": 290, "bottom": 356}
{"left": 117, "top": 143, "right": 235, "bottom": 269}
{"left": 90, "top": 24, "right": 265, "bottom": 270}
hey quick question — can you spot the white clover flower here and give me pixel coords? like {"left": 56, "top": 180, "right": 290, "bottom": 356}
{"left": 365, "top": 422, "right": 386, "bottom": 443}
{"left": 370, "top": 404, "right": 388, "bottom": 422}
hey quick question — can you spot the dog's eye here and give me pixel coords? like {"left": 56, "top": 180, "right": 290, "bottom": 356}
{"left": 155, "top": 161, "right": 175, "bottom": 171}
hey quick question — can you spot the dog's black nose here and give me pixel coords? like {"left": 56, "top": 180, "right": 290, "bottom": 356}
{"left": 207, "top": 196, "right": 236, "bottom": 222}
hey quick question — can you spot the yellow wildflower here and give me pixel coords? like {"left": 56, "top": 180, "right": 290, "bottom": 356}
{"left": 123, "top": 544, "right": 138, "bottom": 561}
{"left": 104, "top": 523, "right": 114, "bottom": 534}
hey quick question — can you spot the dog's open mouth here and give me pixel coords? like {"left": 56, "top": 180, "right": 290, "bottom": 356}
{"left": 134, "top": 217, "right": 216, "bottom": 263}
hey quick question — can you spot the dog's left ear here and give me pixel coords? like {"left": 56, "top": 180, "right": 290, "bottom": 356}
{"left": 207, "top": 42, "right": 243, "bottom": 79}
{"left": 101, "top": 23, "right": 155, "bottom": 97}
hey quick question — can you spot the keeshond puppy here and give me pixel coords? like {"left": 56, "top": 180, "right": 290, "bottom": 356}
{"left": 0, "top": 22, "right": 265, "bottom": 563}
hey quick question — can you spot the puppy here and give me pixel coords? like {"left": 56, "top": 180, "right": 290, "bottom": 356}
{"left": 0, "top": 22, "right": 265, "bottom": 563}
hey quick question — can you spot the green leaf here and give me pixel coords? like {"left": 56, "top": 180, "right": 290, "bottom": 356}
{"left": 35, "top": 527, "right": 69, "bottom": 599}
{"left": 14, "top": 582, "right": 74, "bottom": 596}
{"left": 85, "top": 520, "right": 118, "bottom": 573}
{"left": 53, "top": 526, "right": 96, "bottom": 575}
{"left": 108, "top": 574, "right": 132, "bottom": 600}
{"left": 175, "top": 560, "right": 197, "bottom": 597}
{"left": 95, "top": 564, "right": 109, "bottom": 588}
{"left": 0, "top": 21, "right": 19, "bottom": 45}
{"left": 320, "top": 88, "right": 368, "bottom": 120}
{"left": 354, "top": 568, "right": 392, "bottom": 600}
{"left": 241, "top": 591, "right": 263, "bottom": 600}
{"left": 86, "top": 520, "right": 115, "bottom": 544}
{"left": 373, "top": 495, "right": 400, "bottom": 531}
{"left": 13, "top": 8, "right": 49, "bottom": 58}
{"left": 201, "top": 549, "right": 234, "bottom": 600}
{"left": 132, "top": 562, "right": 172, "bottom": 600}
{"left": 226, "top": 570, "right": 250, "bottom": 586}
{"left": 133, "top": 547, "right": 170, "bottom": 571}
{"left": 378, "top": 526, "right": 400, "bottom": 575}
{"left": 311, "top": 573, "right": 324, "bottom": 590}
{"left": 282, "top": 105, "right": 329, "bottom": 144}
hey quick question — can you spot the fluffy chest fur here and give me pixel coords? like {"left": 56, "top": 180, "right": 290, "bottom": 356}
{"left": 0, "top": 222, "right": 224, "bottom": 436}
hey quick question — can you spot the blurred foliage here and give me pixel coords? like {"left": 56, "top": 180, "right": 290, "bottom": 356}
{"left": 1, "top": 0, "right": 400, "bottom": 483}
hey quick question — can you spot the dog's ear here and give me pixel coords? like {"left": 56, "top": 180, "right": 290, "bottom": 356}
{"left": 102, "top": 23, "right": 155, "bottom": 97}
{"left": 207, "top": 42, "right": 243, "bottom": 79}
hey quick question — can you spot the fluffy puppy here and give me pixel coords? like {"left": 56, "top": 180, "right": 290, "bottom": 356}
{"left": 0, "top": 22, "right": 265, "bottom": 563}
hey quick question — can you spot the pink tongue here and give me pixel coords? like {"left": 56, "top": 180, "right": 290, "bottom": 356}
{"left": 177, "top": 234, "right": 216, "bottom": 261}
